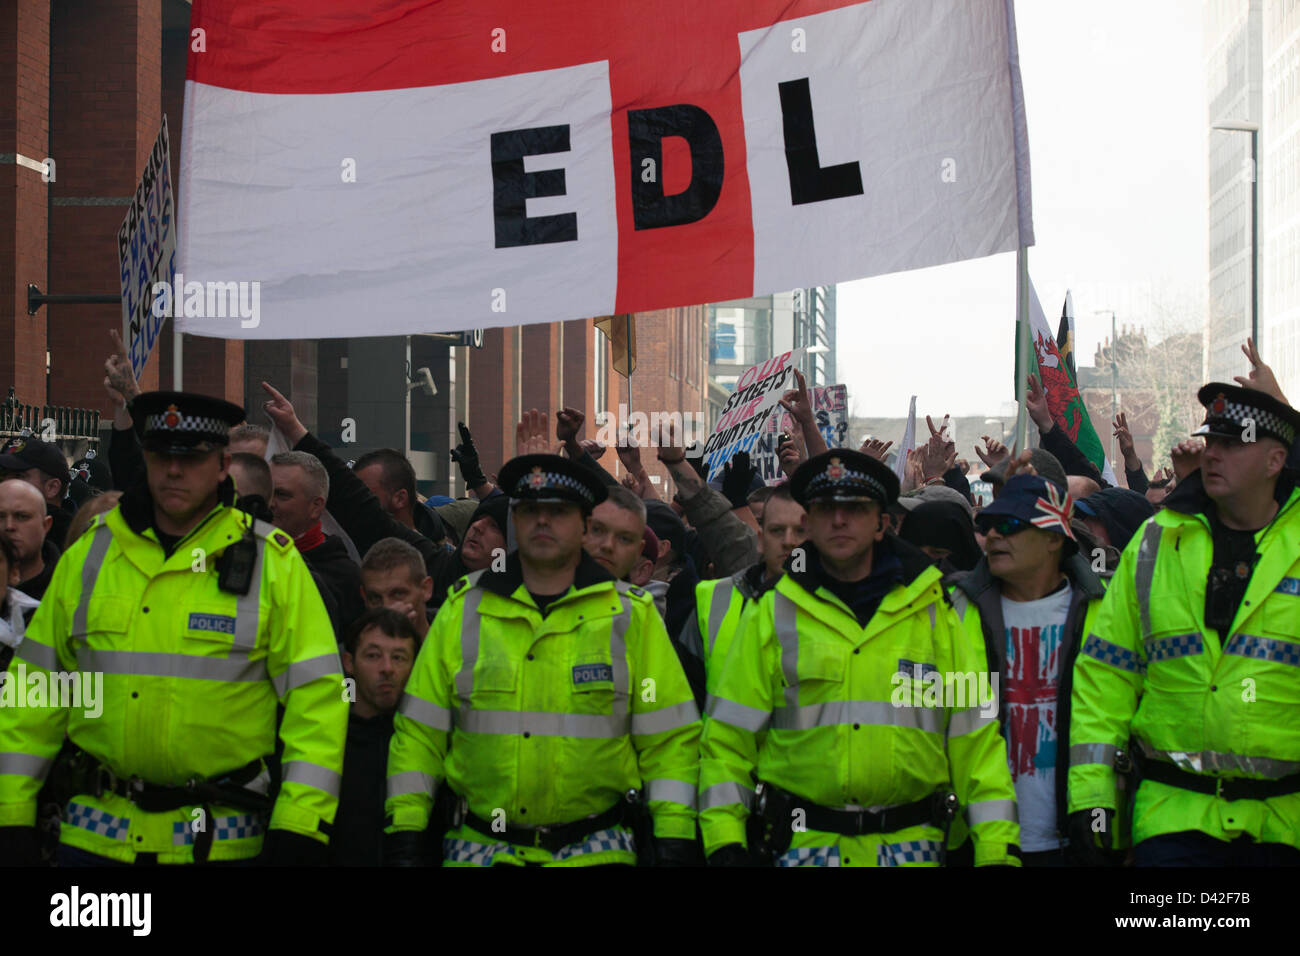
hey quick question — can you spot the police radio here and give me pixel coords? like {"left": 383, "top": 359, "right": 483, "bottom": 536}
{"left": 218, "top": 527, "right": 258, "bottom": 595}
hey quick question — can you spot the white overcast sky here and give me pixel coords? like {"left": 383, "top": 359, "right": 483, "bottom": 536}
{"left": 837, "top": 0, "right": 1207, "bottom": 420}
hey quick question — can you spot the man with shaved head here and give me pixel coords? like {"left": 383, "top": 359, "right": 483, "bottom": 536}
{"left": 0, "top": 479, "right": 58, "bottom": 601}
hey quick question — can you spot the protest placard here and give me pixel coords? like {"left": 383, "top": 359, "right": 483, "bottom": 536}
{"left": 700, "top": 348, "right": 804, "bottom": 482}
{"left": 753, "top": 384, "right": 848, "bottom": 484}
{"left": 117, "top": 116, "right": 176, "bottom": 380}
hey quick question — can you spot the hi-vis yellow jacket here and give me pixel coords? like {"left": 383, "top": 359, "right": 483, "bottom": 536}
{"left": 386, "top": 551, "right": 700, "bottom": 866}
{"left": 0, "top": 481, "right": 348, "bottom": 863}
{"left": 699, "top": 538, "right": 1020, "bottom": 866}
{"left": 1069, "top": 479, "right": 1300, "bottom": 849}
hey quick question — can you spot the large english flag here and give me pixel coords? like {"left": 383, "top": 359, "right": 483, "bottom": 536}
{"left": 177, "top": 0, "right": 1033, "bottom": 340}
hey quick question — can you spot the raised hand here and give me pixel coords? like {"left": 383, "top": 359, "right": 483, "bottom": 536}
{"left": 556, "top": 406, "right": 585, "bottom": 444}
{"left": 1112, "top": 412, "right": 1138, "bottom": 466}
{"left": 450, "top": 422, "right": 488, "bottom": 489}
{"left": 261, "top": 381, "right": 307, "bottom": 444}
{"left": 1026, "top": 374, "right": 1053, "bottom": 432}
{"left": 920, "top": 414, "right": 955, "bottom": 480}
{"left": 1234, "top": 337, "right": 1288, "bottom": 404}
{"left": 104, "top": 329, "right": 141, "bottom": 407}
{"left": 975, "top": 435, "right": 1010, "bottom": 470}
{"left": 515, "top": 408, "right": 550, "bottom": 457}
{"left": 777, "top": 368, "right": 814, "bottom": 426}
{"left": 859, "top": 437, "right": 893, "bottom": 462}
{"left": 1170, "top": 439, "right": 1204, "bottom": 484}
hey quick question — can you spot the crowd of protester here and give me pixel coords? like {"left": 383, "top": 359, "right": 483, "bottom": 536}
{"left": 0, "top": 330, "right": 1294, "bottom": 867}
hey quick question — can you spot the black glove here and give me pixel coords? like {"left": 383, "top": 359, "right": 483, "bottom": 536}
{"left": 450, "top": 422, "right": 487, "bottom": 488}
{"left": 721, "top": 451, "right": 758, "bottom": 510}
{"left": 0, "top": 826, "right": 40, "bottom": 866}
{"left": 383, "top": 830, "right": 429, "bottom": 867}
{"left": 260, "top": 829, "right": 329, "bottom": 867}
{"left": 685, "top": 443, "right": 708, "bottom": 480}
{"left": 707, "top": 843, "right": 751, "bottom": 867}
{"left": 1067, "top": 809, "right": 1116, "bottom": 867}
{"left": 654, "top": 837, "right": 703, "bottom": 867}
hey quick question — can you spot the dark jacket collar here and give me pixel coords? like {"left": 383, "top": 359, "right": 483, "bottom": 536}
{"left": 120, "top": 474, "right": 237, "bottom": 538}
{"left": 949, "top": 547, "right": 1105, "bottom": 605}
{"left": 478, "top": 548, "right": 615, "bottom": 601}
{"left": 414, "top": 503, "right": 446, "bottom": 544}
{"left": 1163, "top": 468, "right": 1297, "bottom": 520}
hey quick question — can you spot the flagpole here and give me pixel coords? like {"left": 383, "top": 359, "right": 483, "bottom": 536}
{"left": 1013, "top": 245, "right": 1030, "bottom": 451}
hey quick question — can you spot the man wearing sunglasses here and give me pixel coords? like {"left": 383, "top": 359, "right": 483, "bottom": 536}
{"left": 1070, "top": 383, "right": 1300, "bottom": 866}
{"left": 946, "top": 474, "right": 1108, "bottom": 866}
{"left": 700, "top": 449, "right": 1019, "bottom": 867}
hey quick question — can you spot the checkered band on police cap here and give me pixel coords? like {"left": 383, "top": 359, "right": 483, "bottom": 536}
{"left": 805, "top": 459, "right": 888, "bottom": 502}
{"left": 1195, "top": 384, "right": 1300, "bottom": 446}
{"left": 143, "top": 408, "right": 231, "bottom": 443}
{"left": 510, "top": 465, "right": 599, "bottom": 506}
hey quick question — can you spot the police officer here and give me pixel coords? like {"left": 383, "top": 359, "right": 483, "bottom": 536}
{"left": 385, "top": 454, "right": 701, "bottom": 866}
{"left": 0, "top": 391, "right": 348, "bottom": 865}
{"left": 700, "top": 450, "right": 1021, "bottom": 867}
{"left": 1070, "top": 384, "right": 1300, "bottom": 865}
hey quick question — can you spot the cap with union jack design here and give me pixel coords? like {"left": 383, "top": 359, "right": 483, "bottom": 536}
{"left": 976, "top": 474, "right": 1076, "bottom": 543}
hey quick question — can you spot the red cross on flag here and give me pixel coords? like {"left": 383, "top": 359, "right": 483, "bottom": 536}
{"left": 177, "top": 0, "right": 1033, "bottom": 340}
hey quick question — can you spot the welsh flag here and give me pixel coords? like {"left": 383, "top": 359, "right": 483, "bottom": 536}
{"left": 1024, "top": 282, "right": 1117, "bottom": 485}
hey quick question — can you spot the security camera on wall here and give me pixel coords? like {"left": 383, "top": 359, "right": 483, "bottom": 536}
{"left": 408, "top": 366, "right": 437, "bottom": 397}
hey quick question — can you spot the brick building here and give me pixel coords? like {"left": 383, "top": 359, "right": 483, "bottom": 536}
{"left": 2, "top": 0, "right": 709, "bottom": 494}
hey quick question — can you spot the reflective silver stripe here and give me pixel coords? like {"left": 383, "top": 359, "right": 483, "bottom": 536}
{"left": 1140, "top": 746, "right": 1300, "bottom": 778}
{"left": 966, "top": 799, "right": 1018, "bottom": 826}
{"left": 282, "top": 760, "right": 342, "bottom": 798}
{"left": 272, "top": 653, "right": 340, "bottom": 696}
{"left": 706, "top": 694, "right": 770, "bottom": 733}
{"left": 232, "top": 521, "right": 270, "bottom": 651}
{"left": 646, "top": 778, "right": 698, "bottom": 809}
{"left": 398, "top": 692, "right": 453, "bottom": 732}
{"left": 71, "top": 523, "right": 113, "bottom": 639}
{"left": 1070, "top": 743, "right": 1117, "bottom": 767}
{"left": 0, "top": 752, "right": 54, "bottom": 780}
{"left": 1133, "top": 522, "right": 1162, "bottom": 640}
{"left": 950, "top": 589, "right": 970, "bottom": 623}
{"left": 707, "top": 583, "right": 733, "bottom": 658}
{"left": 1223, "top": 633, "right": 1300, "bottom": 668}
{"left": 15, "top": 639, "right": 59, "bottom": 672}
{"left": 79, "top": 648, "right": 268, "bottom": 683}
{"left": 700, "top": 781, "right": 756, "bottom": 811}
{"left": 774, "top": 592, "right": 800, "bottom": 709}
{"left": 1146, "top": 632, "right": 1204, "bottom": 662}
{"left": 773, "top": 699, "right": 946, "bottom": 733}
{"left": 609, "top": 597, "right": 631, "bottom": 726}
{"left": 927, "top": 604, "right": 936, "bottom": 631}
{"left": 387, "top": 771, "right": 438, "bottom": 801}
{"left": 947, "top": 707, "right": 995, "bottom": 738}
{"left": 458, "top": 709, "right": 625, "bottom": 738}
{"left": 455, "top": 590, "right": 485, "bottom": 705}
{"left": 632, "top": 699, "right": 698, "bottom": 736}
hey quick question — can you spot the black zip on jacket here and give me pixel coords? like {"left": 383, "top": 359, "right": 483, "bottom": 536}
{"left": 944, "top": 550, "right": 1105, "bottom": 840}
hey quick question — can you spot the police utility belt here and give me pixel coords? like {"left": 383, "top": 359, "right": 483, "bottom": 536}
{"left": 460, "top": 790, "right": 640, "bottom": 854}
{"left": 1137, "top": 757, "right": 1300, "bottom": 802}
{"left": 61, "top": 748, "right": 271, "bottom": 863}
{"left": 750, "top": 782, "right": 958, "bottom": 855}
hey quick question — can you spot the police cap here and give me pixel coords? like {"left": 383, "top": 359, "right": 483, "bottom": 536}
{"left": 132, "top": 391, "right": 246, "bottom": 456}
{"left": 497, "top": 454, "right": 607, "bottom": 510}
{"left": 789, "top": 449, "right": 900, "bottom": 509}
{"left": 1193, "top": 383, "right": 1300, "bottom": 447}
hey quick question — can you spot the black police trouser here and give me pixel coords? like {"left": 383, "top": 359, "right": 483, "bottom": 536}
{"left": 1134, "top": 830, "right": 1300, "bottom": 867}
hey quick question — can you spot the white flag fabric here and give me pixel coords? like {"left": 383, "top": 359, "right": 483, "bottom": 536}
{"left": 894, "top": 395, "right": 918, "bottom": 484}
{"left": 177, "top": 0, "right": 1032, "bottom": 340}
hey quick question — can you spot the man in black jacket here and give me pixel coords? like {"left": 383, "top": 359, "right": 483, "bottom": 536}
{"left": 334, "top": 608, "right": 421, "bottom": 866}
{"left": 260, "top": 382, "right": 454, "bottom": 614}
{"left": 271, "top": 450, "right": 366, "bottom": 633}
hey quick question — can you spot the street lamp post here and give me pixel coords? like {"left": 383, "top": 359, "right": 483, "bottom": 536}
{"left": 1212, "top": 121, "right": 1261, "bottom": 350}
{"left": 1094, "top": 309, "right": 1118, "bottom": 465}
